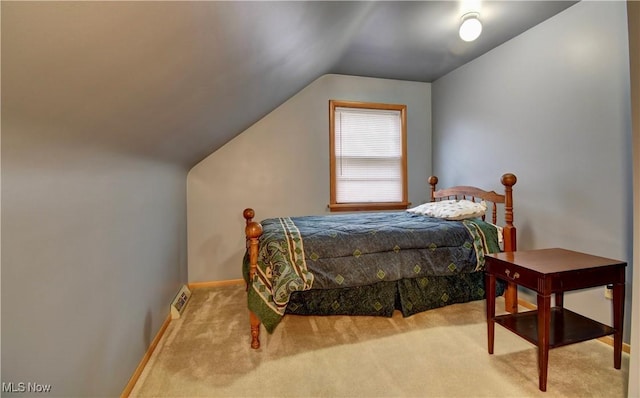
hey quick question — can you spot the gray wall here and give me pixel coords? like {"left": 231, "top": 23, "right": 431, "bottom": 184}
{"left": 2, "top": 3, "right": 189, "bottom": 395}
{"left": 1, "top": 71, "right": 188, "bottom": 398}
{"left": 432, "top": 1, "right": 633, "bottom": 342}
{"left": 187, "top": 74, "right": 431, "bottom": 283}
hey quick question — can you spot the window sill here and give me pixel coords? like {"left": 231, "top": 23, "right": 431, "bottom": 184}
{"left": 328, "top": 202, "right": 411, "bottom": 212}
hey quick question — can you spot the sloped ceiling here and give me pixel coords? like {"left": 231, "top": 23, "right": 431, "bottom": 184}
{"left": 2, "top": 1, "right": 576, "bottom": 168}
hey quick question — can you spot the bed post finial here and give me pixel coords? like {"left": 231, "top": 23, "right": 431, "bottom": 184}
{"left": 243, "top": 208, "right": 255, "bottom": 224}
{"left": 500, "top": 173, "right": 517, "bottom": 188}
{"left": 428, "top": 176, "right": 438, "bottom": 202}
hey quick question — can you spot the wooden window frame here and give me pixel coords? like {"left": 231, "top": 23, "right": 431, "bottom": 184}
{"left": 329, "top": 100, "right": 409, "bottom": 212}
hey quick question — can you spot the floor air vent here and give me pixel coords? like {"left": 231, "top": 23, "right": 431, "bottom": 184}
{"left": 170, "top": 285, "right": 191, "bottom": 319}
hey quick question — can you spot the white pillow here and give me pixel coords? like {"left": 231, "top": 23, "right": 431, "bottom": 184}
{"left": 407, "top": 200, "right": 455, "bottom": 214}
{"left": 407, "top": 199, "right": 487, "bottom": 220}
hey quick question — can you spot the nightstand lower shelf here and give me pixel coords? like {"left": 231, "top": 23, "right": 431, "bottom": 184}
{"left": 495, "top": 307, "right": 615, "bottom": 348}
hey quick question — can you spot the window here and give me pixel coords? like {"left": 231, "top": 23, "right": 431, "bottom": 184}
{"left": 329, "top": 100, "right": 409, "bottom": 212}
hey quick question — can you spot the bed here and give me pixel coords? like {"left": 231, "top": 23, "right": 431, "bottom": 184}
{"left": 242, "top": 173, "right": 518, "bottom": 349}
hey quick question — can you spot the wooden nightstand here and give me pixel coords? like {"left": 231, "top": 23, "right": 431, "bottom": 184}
{"left": 485, "top": 248, "right": 626, "bottom": 392}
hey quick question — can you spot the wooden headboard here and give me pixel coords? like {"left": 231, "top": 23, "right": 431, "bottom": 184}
{"left": 428, "top": 173, "right": 517, "bottom": 253}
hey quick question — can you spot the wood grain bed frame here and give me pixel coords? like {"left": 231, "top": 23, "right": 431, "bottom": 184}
{"left": 243, "top": 173, "right": 518, "bottom": 349}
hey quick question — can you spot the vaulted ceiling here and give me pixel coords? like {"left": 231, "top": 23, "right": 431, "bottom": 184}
{"left": 2, "top": 1, "right": 577, "bottom": 168}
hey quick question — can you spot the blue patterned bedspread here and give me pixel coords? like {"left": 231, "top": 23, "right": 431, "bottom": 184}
{"left": 244, "top": 211, "right": 500, "bottom": 332}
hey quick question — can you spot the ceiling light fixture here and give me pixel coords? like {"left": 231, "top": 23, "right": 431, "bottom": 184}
{"left": 459, "top": 12, "right": 482, "bottom": 42}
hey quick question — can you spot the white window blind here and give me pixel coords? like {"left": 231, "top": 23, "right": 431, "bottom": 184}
{"left": 334, "top": 106, "right": 403, "bottom": 203}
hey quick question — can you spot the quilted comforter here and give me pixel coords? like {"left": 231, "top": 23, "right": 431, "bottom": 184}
{"left": 243, "top": 211, "right": 500, "bottom": 332}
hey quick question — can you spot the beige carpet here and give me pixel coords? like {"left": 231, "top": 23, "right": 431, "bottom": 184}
{"left": 130, "top": 284, "right": 629, "bottom": 397}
